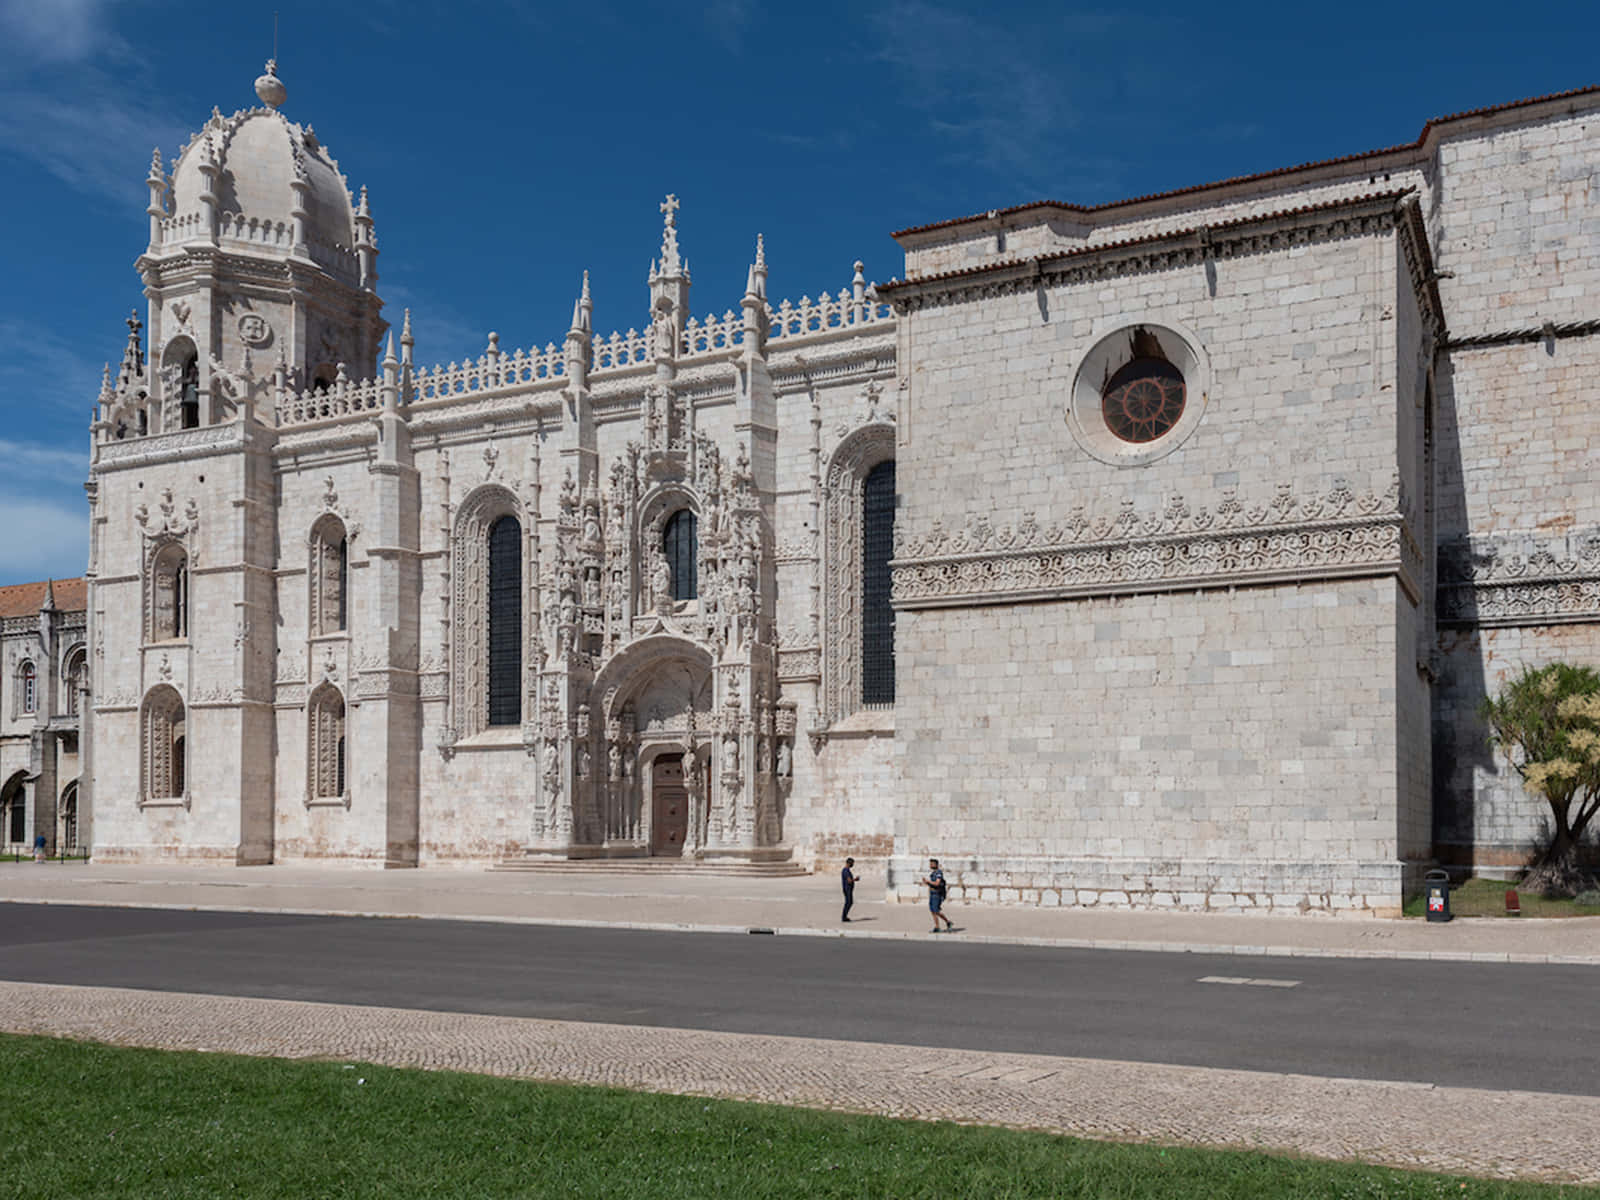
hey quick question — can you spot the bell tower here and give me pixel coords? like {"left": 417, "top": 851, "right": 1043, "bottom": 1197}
{"left": 125, "top": 60, "right": 385, "bottom": 435}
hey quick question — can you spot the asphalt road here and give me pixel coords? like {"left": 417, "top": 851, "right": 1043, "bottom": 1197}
{"left": 2, "top": 903, "right": 1592, "bottom": 1096}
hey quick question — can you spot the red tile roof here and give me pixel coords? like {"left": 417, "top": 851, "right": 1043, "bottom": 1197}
{"left": 0, "top": 578, "right": 87, "bottom": 619}
{"left": 891, "top": 85, "right": 1600, "bottom": 240}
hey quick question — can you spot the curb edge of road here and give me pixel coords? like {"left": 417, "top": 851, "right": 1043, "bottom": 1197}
{"left": 5, "top": 896, "right": 1598, "bottom": 966}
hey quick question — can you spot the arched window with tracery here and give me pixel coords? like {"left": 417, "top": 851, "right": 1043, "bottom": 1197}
{"left": 18, "top": 662, "right": 36, "bottom": 715}
{"left": 63, "top": 647, "right": 87, "bottom": 717}
{"left": 451, "top": 487, "right": 523, "bottom": 741}
{"left": 148, "top": 541, "right": 188, "bottom": 642}
{"left": 310, "top": 515, "right": 349, "bottom": 635}
{"left": 861, "top": 460, "right": 896, "bottom": 706}
{"left": 487, "top": 515, "right": 522, "bottom": 727}
{"left": 308, "top": 684, "right": 347, "bottom": 801}
{"left": 141, "top": 685, "right": 186, "bottom": 801}
{"left": 823, "top": 420, "right": 896, "bottom": 726}
{"left": 663, "top": 509, "right": 698, "bottom": 602}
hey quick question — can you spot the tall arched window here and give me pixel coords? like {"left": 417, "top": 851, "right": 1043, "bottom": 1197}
{"left": 308, "top": 684, "right": 347, "bottom": 800}
{"left": 19, "top": 662, "right": 36, "bottom": 715}
{"left": 311, "top": 516, "right": 349, "bottom": 635}
{"left": 1, "top": 773, "right": 25, "bottom": 845}
{"left": 149, "top": 542, "right": 188, "bottom": 641}
{"left": 141, "top": 685, "right": 186, "bottom": 801}
{"left": 822, "top": 420, "right": 895, "bottom": 727}
{"left": 861, "top": 460, "right": 896, "bottom": 705}
{"left": 663, "top": 509, "right": 698, "bottom": 602}
{"left": 63, "top": 647, "right": 87, "bottom": 717}
{"left": 487, "top": 515, "right": 522, "bottom": 727}
{"left": 58, "top": 782, "right": 77, "bottom": 852}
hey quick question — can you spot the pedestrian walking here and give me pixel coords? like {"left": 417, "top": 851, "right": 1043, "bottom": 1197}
{"left": 921, "top": 857, "right": 955, "bottom": 932}
{"left": 840, "top": 857, "right": 859, "bottom": 922}
{"left": 33, "top": 834, "right": 46, "bottom": 863}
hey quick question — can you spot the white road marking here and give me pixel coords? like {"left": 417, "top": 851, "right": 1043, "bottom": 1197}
{"left": 1197, "top": 975, "right": 1302, "bottom": 988}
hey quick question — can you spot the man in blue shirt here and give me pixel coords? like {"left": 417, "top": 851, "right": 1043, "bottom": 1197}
{"left": 840, "top": 857, "right": 859, "bottom": 922}
{"left": 921, "top": 857, "right": 955, "bottom": 933}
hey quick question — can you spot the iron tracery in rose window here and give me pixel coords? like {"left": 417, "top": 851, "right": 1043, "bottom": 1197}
{"left": 1101, "top": 356, "right": 1186, "bottom": 444}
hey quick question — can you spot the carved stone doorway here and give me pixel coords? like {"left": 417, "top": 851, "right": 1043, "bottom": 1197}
{"left": 651, "top": 754, "right": 688, "bottom": 856}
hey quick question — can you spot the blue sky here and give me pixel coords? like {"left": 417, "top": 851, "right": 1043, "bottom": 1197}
{"left": 0, "top": 0, "right": 1593, "bottom": 586}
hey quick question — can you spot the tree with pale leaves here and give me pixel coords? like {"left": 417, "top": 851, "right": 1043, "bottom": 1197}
{"left": 1480, "top": 663, "right": 1600, "bottom": 896}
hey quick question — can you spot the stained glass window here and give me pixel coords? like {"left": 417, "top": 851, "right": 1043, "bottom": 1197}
{"left": 861, "top": 460, "right": 896, "bottom": 705}
{"left": 664, "top": 509, "right": 698, "bottom": 602}
{"left": 487, "top": 515, "right": 522, "bottom": 727}
{"left": 1102, "top": 357, "right": 1186, "bottom": 444}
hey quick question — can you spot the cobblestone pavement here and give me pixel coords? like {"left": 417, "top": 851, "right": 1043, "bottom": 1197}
{"left": 3, "top": 863, "right": 1598, "bottom": 963}
{"left": 1, "top": 980, "right": 1594, "bottom": 1185}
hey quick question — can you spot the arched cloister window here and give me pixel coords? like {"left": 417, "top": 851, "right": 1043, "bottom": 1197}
{"left": 487, "top": 515, "right": 522, "bottom": 727}
{"left": 308, "top": 684, "right": 347, "bottom": 800}
{"left": 63, "top": 646, "right": 87, "bottom": 717}
{"left": 18, "top": 662, "right": 37, "bottom": 715}
{"left": 141, "top": 685, "right": 186, "bottom": 801}
{"left": 861, "top": 459, "right": 896, "bottom": 706}
{"left": 1, "top": 773, "right": 25, "bottom": 845}
{"left": 58, "top": 782, "right": 78, "bottom": 852}
{"left": 822, "top": 421, "right": 896, "bottom": 726}
{"left": 663, "top": 509, "right": 698, "bottom": 602}
{"left": 148, "top": 542, "right": 188, "bottom": 641}
{"left": 310, "top": 515, "right": 349, "bottom": 635}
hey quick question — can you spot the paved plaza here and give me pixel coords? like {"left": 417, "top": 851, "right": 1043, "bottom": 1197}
{"left": 1, "top": 980, "right": 1596, "bottom": 1185}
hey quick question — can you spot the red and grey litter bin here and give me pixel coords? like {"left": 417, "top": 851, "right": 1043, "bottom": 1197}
{"left": 1424, "top": 869, "right": 1452, "bottom": 923}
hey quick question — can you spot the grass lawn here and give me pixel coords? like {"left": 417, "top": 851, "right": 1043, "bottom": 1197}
{"left": 0, "top": 1034, "right": 1594, "bottom": 1199}
{"left": 1402, "top": 876, "right": 1600, "bottom": 919}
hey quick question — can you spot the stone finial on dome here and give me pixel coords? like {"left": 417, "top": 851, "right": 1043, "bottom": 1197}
{"left": 254, "top": 59, "right": 287, "bottom": 108}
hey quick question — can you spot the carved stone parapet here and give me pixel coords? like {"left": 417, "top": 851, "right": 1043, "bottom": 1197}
{"left": 1437, "top": 530, "right": 1600, "bottom": 628}
{"left": 893, "top": 477, "right": 1419, "bottom": 609}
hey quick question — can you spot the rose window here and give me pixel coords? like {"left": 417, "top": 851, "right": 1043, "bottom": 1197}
{"left": 1101, "top": 358, "right": 1186, "bottom": 444}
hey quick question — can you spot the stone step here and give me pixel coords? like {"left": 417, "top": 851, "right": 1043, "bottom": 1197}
{"left": 489, "top": 857, "right": 810, "bottom": 878}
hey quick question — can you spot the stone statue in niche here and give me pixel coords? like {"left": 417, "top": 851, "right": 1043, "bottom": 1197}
{"left": 776, "top": 740, "right": 792, "bottom": 778}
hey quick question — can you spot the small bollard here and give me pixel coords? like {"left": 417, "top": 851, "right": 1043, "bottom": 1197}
{"left": 1424, "top": 869, "right": 1452, "bottom": 922}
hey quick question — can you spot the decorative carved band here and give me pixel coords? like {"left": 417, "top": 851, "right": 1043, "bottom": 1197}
{"left": 97, "top": 423, "right": 245, "bottom": 468}
{"left": 1437, "top": 532, "right": 1600, "bottom": 628}
{"left": 893, "top": 477, "right": 1420, "bottom": 609}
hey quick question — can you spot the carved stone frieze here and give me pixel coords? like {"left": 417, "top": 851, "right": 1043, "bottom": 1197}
{"left": 1437, "top": 530, "right": 1600, "bottom": 627}
{"left": 893, "top": 477, "right": 1420, "bottom": 609}
{"left": 98, "top": 423, "right": 245, "bottom": 468}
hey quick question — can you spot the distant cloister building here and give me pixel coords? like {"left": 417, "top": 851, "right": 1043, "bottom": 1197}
{"left": 78, "top": 64, "right": 1599, "bottom": 912}
{"left": 1, "top": 579, "right": 88, "bottom": 855}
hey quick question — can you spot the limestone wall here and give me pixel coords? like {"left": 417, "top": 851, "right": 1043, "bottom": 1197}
{"left": 890, "top": 581, "right": 1408, "bottom": 911}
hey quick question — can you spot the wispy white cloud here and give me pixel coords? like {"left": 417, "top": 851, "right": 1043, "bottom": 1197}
{"left": 0, "top": 493, "right": 88, "bottom": 585}
{"left": 704, "top": 0, "right": 753, "bottom": 52}
{"left": 0, "top": 1, "right": 189, "bottom": 206}
{"left": 0, "top": 438, "right": 87, "bottom": 479}
{"left": 0, "top": 0, "right": 122, "bottom": 65}
{"left": 865, "top": 2, "right": 1130, "bottom": 197}
{"left": 0, "top": 317, "right": 108, "bottom": 417}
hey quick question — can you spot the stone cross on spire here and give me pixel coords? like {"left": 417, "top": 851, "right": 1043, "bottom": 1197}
{"left": 658, "top": 193, "right": 683, "bottom": 276}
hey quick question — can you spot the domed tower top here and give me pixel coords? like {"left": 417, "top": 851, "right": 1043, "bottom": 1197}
{"left": 150, "top": 60, "right": 372, "bottom": 288}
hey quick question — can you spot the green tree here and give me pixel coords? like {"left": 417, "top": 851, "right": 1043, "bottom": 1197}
{"left": 1480, "top": 663, "right": 1600, "bottom": 896}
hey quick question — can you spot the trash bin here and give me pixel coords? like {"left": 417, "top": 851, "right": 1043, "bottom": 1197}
{"left": 1424, "top": 868, "right": 1451, "bottom": 923}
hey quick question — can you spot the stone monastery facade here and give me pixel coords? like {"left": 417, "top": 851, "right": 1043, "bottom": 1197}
{"left": 1, "top": 580, "right": 88, "bottom": 856}
{"left": 83, "top": 63, "right": 1599, "bottom": 912}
